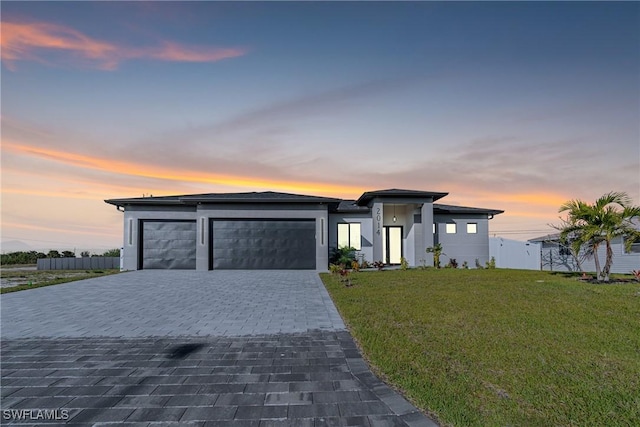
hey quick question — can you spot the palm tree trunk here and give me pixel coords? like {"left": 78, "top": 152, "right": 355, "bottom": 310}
{"left": 593, "top": 244, "right": 602, "bottom": 281}
{"left": 602, "top": 240, "right": 613, "bottom": 282}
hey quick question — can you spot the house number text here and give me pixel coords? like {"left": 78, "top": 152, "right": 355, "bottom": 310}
{"left": 376, "top": 207, "right": 381, "bottom": 235}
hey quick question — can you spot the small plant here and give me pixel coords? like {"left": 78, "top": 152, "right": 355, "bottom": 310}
{"left": 632, "top": 270, "right": 640, "bottom": 282}
{"left": 329, "top": 264, "right": 342, "bottom": 275}
{"left": 339, "top": 268, "right": 352, "bottom": 287}
{"left": 361, "top": 259, "right": 370, "bottom": 269}
{"left": 446, "top": 258, "right": 458, "bottom": 269}
{"left": 485, "top": 256, "right": 496, "bottom": 269}
{"left": 426, "top": 243, "right": 445, "bottom": 268}
{"left": 400, "top": 257, "right": 409, "bottom": 270}
{"left": 372, "top": 261, "right": 385, "bottom": 271}
{"left": 475, "top": 258, "right": 484, "bottom": 269}
{"left": 418, "top": 259, "right": 427, "bottom": 270}
{"left": 351, "top": 260, "right": 360, "bottom": 271}
{"left": 462, "top": 261, "right": 469, "bottom": 269}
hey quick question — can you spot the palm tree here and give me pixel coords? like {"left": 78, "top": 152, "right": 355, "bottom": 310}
{"left": 426, "top": 243, "right": 445, "bottom": 268}
{"left": 558, "top": 192, "right": 640, "bottom": 282}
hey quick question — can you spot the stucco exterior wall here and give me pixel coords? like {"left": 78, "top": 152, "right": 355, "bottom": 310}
{"left": 197, "top": 204, "right": 329, "bottom": 272}
{"left": 434, "top": 213, "right": 490, "bottom": 267}
{"left": 121, "top": 206, "right": 197, "bottom": 271}
{"left": 328, "top": 213, "right": 373, "bottom": 265}
{"left": 121, "top": 204, "right": 330, "bottom": 272}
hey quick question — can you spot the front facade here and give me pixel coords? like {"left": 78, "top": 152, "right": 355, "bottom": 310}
{"left": 105, "top": 189, "right": 503, "bottom": 271}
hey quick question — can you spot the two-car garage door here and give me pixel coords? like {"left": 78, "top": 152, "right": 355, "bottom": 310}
{"left": 211, "top": 219, "right": 316, "bottom": 270}
{"left": 139, "top": 219, "right": 316, "bottom": 270}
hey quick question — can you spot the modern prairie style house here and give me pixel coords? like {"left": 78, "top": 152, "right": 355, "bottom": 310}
{"left": 105, "top": 189, "right": 503, "bottom": 271}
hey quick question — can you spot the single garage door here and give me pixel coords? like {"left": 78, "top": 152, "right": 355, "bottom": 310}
{"left": 212, "top": 219, "right": 316, "bottom": 269}
{"left": 140, "top": 220, "right": 196, "bottom": 269}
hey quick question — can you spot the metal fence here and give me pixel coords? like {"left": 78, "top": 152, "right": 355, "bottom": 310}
{"left": 37, "top": 257, "right": 120, "bottom": 270}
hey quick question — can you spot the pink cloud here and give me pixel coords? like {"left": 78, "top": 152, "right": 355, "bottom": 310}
{"left": 1, "top": 21, "right": 247, "bottom": 70}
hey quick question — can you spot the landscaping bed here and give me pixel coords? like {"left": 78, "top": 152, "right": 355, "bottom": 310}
{"left": 321, "top": 268, "right": 640, "bottom": 427}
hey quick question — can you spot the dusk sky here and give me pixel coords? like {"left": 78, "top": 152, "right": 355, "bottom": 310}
{"left": 1, "top": 1, "right": 639, "bottom": 253}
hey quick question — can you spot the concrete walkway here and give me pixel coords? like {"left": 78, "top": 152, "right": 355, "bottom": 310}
{"left": 1, "top": 271, "right": 438, "bottom": 426}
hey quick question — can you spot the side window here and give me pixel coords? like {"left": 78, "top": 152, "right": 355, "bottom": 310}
{"left": 467, "top": 223, "right": 477, "bottom": 234}
{"left": 338, "top": 223, "right": 361, "bottom": 250}
{"left": 445, "top": 223, "right": 457, "bottom": 234}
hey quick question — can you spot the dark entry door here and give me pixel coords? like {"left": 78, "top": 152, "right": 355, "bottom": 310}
{"left": 211, "top": 219, "right": 316, "bottom": 270}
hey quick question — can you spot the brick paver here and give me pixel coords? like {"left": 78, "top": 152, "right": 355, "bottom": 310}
{"left": 0, "top": 271, "right": 345, "bottom": 338}
{"left": 0, "top": 271, "right": 438, "bottom": 426}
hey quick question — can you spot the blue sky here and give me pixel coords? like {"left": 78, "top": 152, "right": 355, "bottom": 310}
{"left": 1, "top": 1, "right": 638, "bottom": 252}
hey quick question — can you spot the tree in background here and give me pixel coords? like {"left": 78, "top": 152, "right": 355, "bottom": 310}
{"left": 80, "top": 251, "right": 90, "bottom": 257}
{"left": 46, "top": 250, "right": 61, "bottom": 258}
{"left": 101, "top": 249, "right": 121, "bottom": 257}
{"left": 61, "top": 250, "right": 75, "bottom": 258}
{"left": 557, "top": 192, "right": 640, "bottom": 282}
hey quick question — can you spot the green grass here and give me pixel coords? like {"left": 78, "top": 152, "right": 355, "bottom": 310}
{"left": 1, "top": 269, "right": 120, "bottom": 294}
{"left": 321, "top": 269, "right": 640, "bottom": 427}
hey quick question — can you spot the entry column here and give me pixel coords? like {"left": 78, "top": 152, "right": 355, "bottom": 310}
{"left": 421, "top": 202, "right": 434, "bottom": 266}
{"left": 372, "top": 202, "right": 384, "bottom": 263}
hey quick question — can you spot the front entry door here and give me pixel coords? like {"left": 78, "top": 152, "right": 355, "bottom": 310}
{"left": 382, "top": 226, "right": 403, "bottom": 264}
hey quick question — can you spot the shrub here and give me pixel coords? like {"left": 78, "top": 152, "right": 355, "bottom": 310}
{"left": 486, "top": 256, "right": 496, "bottom": 269}
{"left": 372, "top": 261, "right": 385, "bottom": 271}
{"left": 330, "top": 246, "right": 357, "bottom": 266}
{"left": 446, "top": 258, "right": 458, "bottom": 269}
{"left": 400, "top": 257, "right": 409, "bottom": 270}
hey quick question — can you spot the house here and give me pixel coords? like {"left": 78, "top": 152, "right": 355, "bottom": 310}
{"left": 528, "top": 232, "right": 640, "bottom": 274}
{"left": 105, "top": 189, "right": 503, "bottom": 271}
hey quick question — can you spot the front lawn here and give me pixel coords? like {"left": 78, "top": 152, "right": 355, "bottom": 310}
{"left": 321, "top": 269, "right": 640, "bottom": 427}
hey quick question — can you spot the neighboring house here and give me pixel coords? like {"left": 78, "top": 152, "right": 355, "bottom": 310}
{"left": 528, "top": 232, "right": 640, "bottom": 274}
{"left": 105, "top": 189, "right": 503, "bottom": 271}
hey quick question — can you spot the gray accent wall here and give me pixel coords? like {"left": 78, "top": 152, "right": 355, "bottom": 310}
{"left": 122, "top": 206, "right": 196, "bottom": 271}
{"left": 194, "top": 204, "right": 329, "bottom": 271}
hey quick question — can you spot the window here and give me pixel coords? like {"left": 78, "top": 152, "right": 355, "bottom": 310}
{"left": 446, "top": 223, "right": 457, "bottom": 234}
{"left": 467, "top": 223, "right": 477, "bottom": 234}
{"left": 559, "top": 245, "right": 572, "bottom": 256}
{"left": 625, "top": 237, "right": 640, "bottom": 254}
{"left": 338, "top": 223, "right": 361, "bottom": 250}
{"left": 433, "top": 223, "right": 436, "bottom": 234}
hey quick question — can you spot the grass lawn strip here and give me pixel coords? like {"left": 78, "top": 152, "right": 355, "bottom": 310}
{"left": 321, "top": 269, "right": 640, "bottom": 427}
{"left": 0, "top": 269, "right": 120, "bottom": 293}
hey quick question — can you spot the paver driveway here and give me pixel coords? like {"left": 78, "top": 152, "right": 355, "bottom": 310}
{"left": 1, "top": 271, "right": 437, "bottom": 426}
{"left": 1, "top": 271, "right": 345, "bottom": 338}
